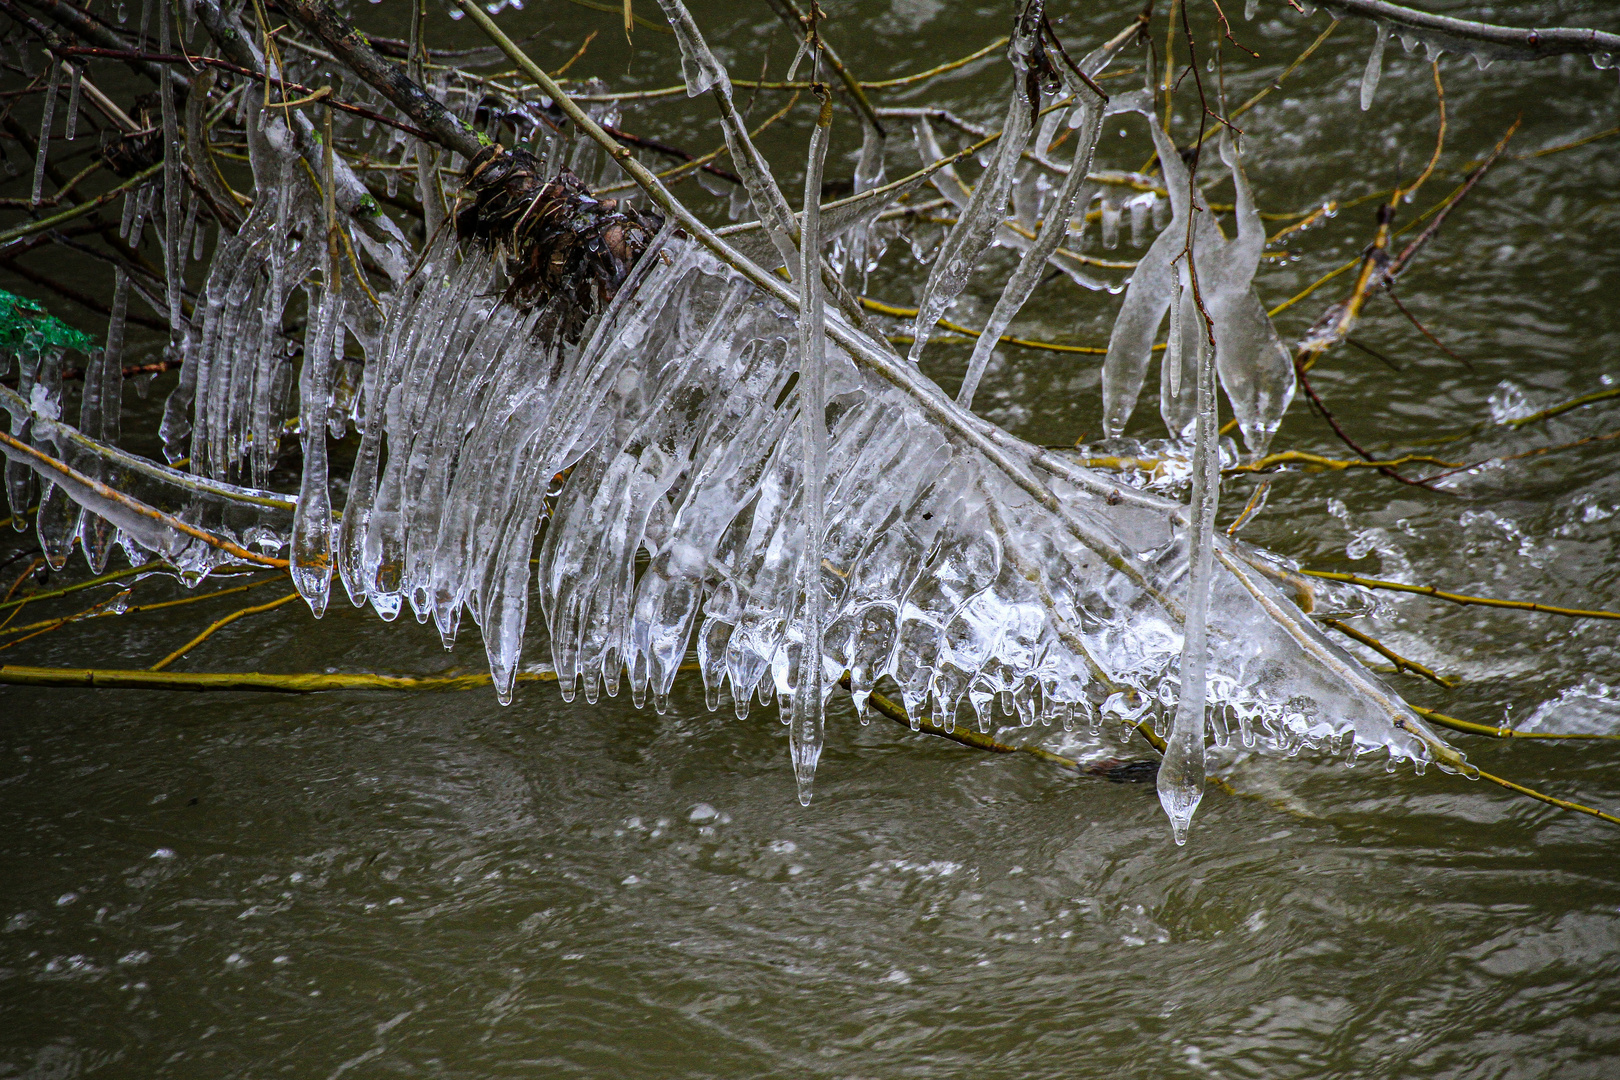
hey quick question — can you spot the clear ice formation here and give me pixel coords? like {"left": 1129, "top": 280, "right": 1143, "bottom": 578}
{"left": 789, "top": 95, "right": 835, "bottom": 802}
{"left": 1100, "top": 105, "right": 1296, "bottom": 456}
{"left": 1159, "top": 331, "right": 1218, "bottom": 846}
{"left": 0, "top": 0, "right": 1477, "bottom": 822}
{"left": 907, "top": 0, "right": 1047, "bottom": 361}
{"left": 1362, "top": 21, "right": 1392, "bottom": 110}
{"left": 956, "top": 36, "right": 1117, "bottom": 410}
{"left": 294, "top": 225, "right": 1447, "bottom": 789}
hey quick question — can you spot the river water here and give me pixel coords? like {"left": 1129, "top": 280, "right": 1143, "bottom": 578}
{"left": 3, "top": 1, "right": 1619, "bottom": 1076}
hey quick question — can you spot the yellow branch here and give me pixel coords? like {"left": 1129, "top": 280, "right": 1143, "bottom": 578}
{"left": 1230, "top": 449, "right": 1465, "bottom": 473}
{"left": 0, "top": 562, "right": 161, "bottom": 612}
{"left": 1301, "top": 570, "right": 1620, "bottom": 621}
{"left": 0, "top": 575, "right": 284, "bottom": 637}
{"left": 1411, "top": 705, "right": 1620, "bottom": 742}
{"left": 149, "top": 592, "right": 304, "bottom": 671}
{"left": 0, "top": 664, "right": 562, "bottom": 693}
{"left": 1321, "top": 618, "right": 1457, "bottom": 688}
{"left": 1505, "top": 386, "right": 1620, "bottom": 428}
{"left": 860, "top": 297, "right": 1111, "bottom": 355}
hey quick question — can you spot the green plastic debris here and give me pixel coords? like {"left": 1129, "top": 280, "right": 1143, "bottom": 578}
{"left": 0, "top": 288, "right": 96, "bottom": 356}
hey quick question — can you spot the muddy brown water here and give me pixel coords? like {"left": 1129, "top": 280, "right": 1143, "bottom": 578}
{"left": 3, "top": 1, "right": 1619, "bottom": 1076}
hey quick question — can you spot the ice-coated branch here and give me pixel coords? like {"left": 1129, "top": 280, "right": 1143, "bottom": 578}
{"left": 271, "top": 0, "right": 488, "bottom": 161}
{"left": 907, "top": 0, "right": 1050, "bottom": 361}
{"left": 1312, "top": 0, "right": 1620, "bottom": 60}
{"left": 190, "top": 0, "right": 402, "bottom": 244}
{"left": 954, "top": 21, "right": 1127, "bottom": 411}
{"left": 653, "top": 0, "right": 801, "bottom": 274}
{"left": 762, "top": 0, "right": 887, "bottom": 139}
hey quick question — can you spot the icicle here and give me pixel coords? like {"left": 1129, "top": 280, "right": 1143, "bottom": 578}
{"left": 127, "top": 183, "right": 153, "bottom": 246}
{"left": 1128, "top": 192, "right": 1153, "bottom": 246}
{"left": 291, "top": 116, "right": 341, "bottom": 617}
{"left": 790, "top": 90, "right": 834, "bottom": 805}
{"left": 177, "top": 189, "right": 197, "bottom": 267}
{"left": 63, "top": 64, "right": 82, "bottom": 142}
{"left": 1100, "top": 189, "right": 1123, "bottom": 249}
{"left": 5, "top": 344, "right": 39, "bottom": 526}
{"left": 911, "top": 117, "right": 971, "bottom": 211}
{"left": 1159, "top": 326, "right": 1218, "bottom": 845}
{"left": 32, "top": 352, "right": 80, "bottom": 569}
{"left": 908, "top": 0, "right": 1046, "bottom": 361}
{"left": 250, "top": 158, "right": 294, "bottom": 486}
{"left": 1103, "top": 115, "right": 1292, "bottom": 453}
{"left": 653, "top": 0, "right": 731, "bottom": 97}
{"left": 839, "top": 124, "right": 887, "bottom": 285}
{"left": 191, "top": 216, "right": 209, "bottom": 262}
{"left": 1209, "top": 130, "right": 1295, "bottom": 455}
{"left": 78, "top": 271, "right": 130, "bottom": 573}
{"left": 1159, "top": 264, "right": 1200, "bottom": 438}
{"left": 957, "top": 78, "right": 1105, "bottom": 410}
{"left": 1361, "top": 22, "right": 1391, "bottom": 111}
{"left": 31, "top": 57, "right": 61, "bottom": 207}
{"left": 118, "top": 188, "right": 138, "bottom": 240}
{"left": 160, "top": 10, "right": 185, "bottom": 343}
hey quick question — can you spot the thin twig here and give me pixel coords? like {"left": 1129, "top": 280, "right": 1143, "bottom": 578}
{"left": 1411, "top": 704, "right": 1620, "bottom": 742}
{"left": 1321, "top": 617, "right": 1457, "bottom": 688}
{"left": 1505, "top": 386, "right": 1620, "bottom": 429}
{"left": 149, "top": 591, "right": 302, "bottom": 670}
{"left": 1301, "top": 569, "right": 1620, "bottom": 621}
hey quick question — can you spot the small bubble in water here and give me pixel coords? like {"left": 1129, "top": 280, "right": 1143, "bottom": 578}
{"left": 687, "top": 803, "right": 717, "bottom": 824}
{"left": 151, "top": 848, "right": 175, "bottom": 860}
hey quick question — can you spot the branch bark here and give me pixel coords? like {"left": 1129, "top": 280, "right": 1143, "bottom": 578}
{"left": 270, "top": 0, "right": 488, "bottom": 161}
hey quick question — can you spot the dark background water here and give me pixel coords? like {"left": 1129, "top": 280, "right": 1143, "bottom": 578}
{"left": 3, "top": 1, "right": 1620, "bottom": 1076}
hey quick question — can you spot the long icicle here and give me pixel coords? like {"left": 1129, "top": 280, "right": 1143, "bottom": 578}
{"left": 790, "top": 86, "right": 835, "bottom": 805}
{"left": 956, "top": 60, "right": 1107, "bottom": 409}
{"left": 31, "top": 56, "right": 61, "bottom": 207}
{"left": 1159, "top": 276, "right": 1218, "bottom": 845}
{"left": 78, "top": 270, "right": 130, "bottom": 574}
{"left": 290, "top": 106, "right": 341, "bottom": 616}
{"left": 907, "top": 0, "right": 1045, "bottom": 361}
{"left": 159, "top": 6, "right": 185, "bottom": 346}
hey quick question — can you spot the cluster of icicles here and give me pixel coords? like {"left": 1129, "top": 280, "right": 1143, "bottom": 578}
{"left": 0, "top": 0, "right": 1478, "bottom": 833}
